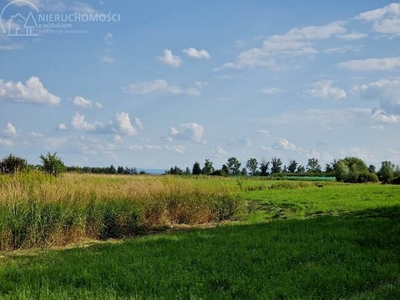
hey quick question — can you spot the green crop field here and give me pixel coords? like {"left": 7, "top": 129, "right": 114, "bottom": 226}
{"left": 0, "top": 173, "right": 399, "bottom": 299}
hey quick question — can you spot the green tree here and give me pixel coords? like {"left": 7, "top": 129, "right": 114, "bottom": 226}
{"left": 227, "top": 157, "right": 241, "bottom": 175}
{"left": 241, "top": 167, "right": 248, "bottom": 176}
{"left": 192, "top": 162, "right": 202, "bottom": 175}
{"left": 271, "top": 157, "right": 282, "bottom": 174}
{"left": 335, "top": 157, "right": 374, "bottom": 183}
{"left": 307, "top": 158, "right": 322, "bottom": 173}
{"left": 246, "top": 158, "right": 258, "bottom": 176}
{"left": 259, "top": 158, "right": 270, "bottom": 176}
{"left": 297, "top": 165, "right": 305, "bottom": 173}
{"left": 288, "top": 160, "right": 298, "bottom": 173}
{"left": 221, "top": 164, "right": 230, "bottom": 175}
{"left": 378, "top": 161, "right": 394, "bottom": 184}
{"left": 0, "top": 154, "right": 27, "bottom": 174}
{"left": 202, "top": 159, "right": 215, "bottom": 175}
{"left": 39, "top": 152, "right": 65, "bottom": 177}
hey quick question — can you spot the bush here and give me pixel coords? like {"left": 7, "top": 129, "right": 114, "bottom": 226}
{"left": 0, "top": 154, "right": 27, "bottom": 174}
{"left": 210, "top": 170, "right": 228, "bottom": 177}
{"left": 392, "top": 176, "right": 400, "bottom": 185}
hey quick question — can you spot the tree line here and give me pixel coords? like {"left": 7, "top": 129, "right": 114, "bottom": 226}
{"left": 1, "top": 153, "right": 399, "bottom": 184}
{"left": 166, "top": 156, "right": 400, "bottom": 184}
{"left": 0, "top": 152, "right": 147, "bottom": 177}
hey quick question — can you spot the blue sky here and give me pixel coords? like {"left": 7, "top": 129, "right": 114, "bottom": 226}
{"left": 0, "top": 0, "right": 400, "bottom": 170}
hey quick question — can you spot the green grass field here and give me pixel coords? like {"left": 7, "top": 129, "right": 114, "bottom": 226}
{"left": 0, "top": 174, "right": 399, "bottom": 299}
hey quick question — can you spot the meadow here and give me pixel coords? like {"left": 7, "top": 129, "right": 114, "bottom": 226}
{"left": 0, "top": 173, "right": 399, "bottom": 299}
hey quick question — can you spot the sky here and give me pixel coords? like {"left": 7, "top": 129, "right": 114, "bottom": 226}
{"left": 0, "top": 0, "right": 400, "bottom": 170}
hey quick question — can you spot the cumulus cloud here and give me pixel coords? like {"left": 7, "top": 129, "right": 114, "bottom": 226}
{"left": 58, "top": 123, "right": 67, "bottom": 130}
{"left": 73, "top": 96, "right": 102, "bottom": 109}
{"left": 216, "top": 146, "right": 227, "bottom": 157}
{"left": 214, "top": 21, "right": 346, "bottom": 71}
{"left": 256, "top": 129, "right": 270, "bottom": 136}
{"left": 123, "top": 79, "right": 205, "bottom": 96}
{"left": 71, "top": 112, "right": 101, "bottom": 131}
{"left": 169, "top": 123, "right": 205, "bottom": 143}
{"left": 0, "top": 139, "right": 13, "bottom": 147}
{"left": 114, "top": 112, "right": 137, "bottom": 136}
{"left": 273, "top": 138, "right": 297, "bottom": 151}
{"left": 2, "top": 123, "right": 17, "bottom": 137}
{"left": 165, "top": 145, "right": 186, "bottom": 154}
{"left": 337, "top": 57, "right": 400, "bottom": 71}
{"left": 157, "top": 49, "right": 182, "bottom": 67}
{"left": 353, "top": 79, "right": 400, "bottom": 114}
{"left": 305, "top": 80, "right": 347, "bottom": 100}
{"left": 183, "top": 47, "right": 211, "bottom": 59}
{"left": 0, "top": 77, "right": 61, "bottom": 105}
{"left": 356, "top": 3, "right": 400, "bottom": 35}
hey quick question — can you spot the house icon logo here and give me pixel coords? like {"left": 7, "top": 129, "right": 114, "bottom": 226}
{"left": 1, "top": 0, "right": 39, "bottom": 37}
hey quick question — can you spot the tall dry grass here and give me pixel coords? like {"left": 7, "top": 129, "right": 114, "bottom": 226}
{"left": 0, "top": 172, "right": 243, "bottom": 250}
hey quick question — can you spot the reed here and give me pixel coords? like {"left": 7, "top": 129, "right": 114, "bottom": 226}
{"left": 0, "top": 172, "right": 243, "bottom": 250}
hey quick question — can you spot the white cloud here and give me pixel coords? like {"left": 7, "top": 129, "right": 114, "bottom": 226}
{"left": 71, "top": 112, "right": 99, "bottom": 131}
{"left": 260, "top": 87, "right": 284, "bottom": 94}
{"left": 169, "top": 123, "right": 205, "bottom": 143}
{"left": 157, "top": 49, "right": 182, "bottom": 67}
{"left": 135, "top": 117, "right": 144, "bottom": 130}
{"left": 214, "top": 21, "right": 346, "bottom": 71}
{"left": 356, "top": 3, "right": 400, "bottom": 35}
{"left": 104, "top": 32, "right": 114, "bottom": 45}
{"left": 337, "top": 32, "right": 367, "bottom": 40}
{"left": 0, "top": 139, "right": 13, "bottom": 147}
{"left": 2, "top": 123, "right": 17, "bottom": 137}
{"left": 337, "top": 57, "right": 400, "bottom": 71}
{"left": 183, "top": 47, "right": 211, "bottom": 59}
{"left": 354, "top": 79, "right": 400, "bottom": 114}
{"left": 305, "top": 80, "right": 346, "bottom": 100}
{"left": 323, "top": 45, "right": 363, "bottom": 54}
{"left": 0, "top": 77, "right": 61, "bottom": 105}
{"left": 73, "top": 96, "right": 102, "bottom": 109}
{"left": 123, "top": 79, "right": 205, "bottom": 96}
{"left": 165, "top": 145, "right": 186, "bottom": 154}
{"left": 29, "top": 131, "right": 44, "bottom": 138}
{"left": 58, "top": 123, "right": 67, "bottom": 130}
{"left": 273, "top": 138, "right": 297, "bottom": 151}
{"left": 256, "top": 129, "right": 270, "bottom": 136}
{"left": 102, "top": 56, "right": 114, "bottom": 64}
{"left": 216, "top": 146, "right": 227, "bottom": 157}
{"left": 114, "top": 112, "right": 138, "bottom": 136}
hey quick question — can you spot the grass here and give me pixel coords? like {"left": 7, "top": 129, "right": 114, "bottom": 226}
{"left": 0, "top": 206, "right": 399, "bottom": 299}
{"left": 0, "top": 174, "right": 400, "bottom": 298}
{"left": 0, "top": 172, "right": 242, "bottom": 250}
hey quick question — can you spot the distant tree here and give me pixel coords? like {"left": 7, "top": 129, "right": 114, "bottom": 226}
{"left": 132, "top": 167, "right": 138, "bottom": 175}
{"left": 222, "top": 164, "right": 230, "bottom": 175}
{"left": 108, "top": 164, "right": 117, "bottom": 174}
{"left": 259, "top": 158, "right": 270, "bottom": 176}
{"left": 0, "top": 154, "right": 27, "bottom": 174}
{"left": 139, "top": 170, "right": 147, "bottom": 175}
{"left": 378, "top": 161, "right": 395, "bottom": 184}
{"left": 335, "top": 157, "right": 375, "bottom": 183}
{"left": 271, "top": 158, "right": 282, "bottom": 174}
{"left": 192, "top": 162, "right": 202, "bottom": 175}
{"left": 241, "top": 168, "right": 248, "bottom": 176}
{"left": 368, "top": 164, "right": 376, "bottom": 174}
{"left": 246, "top": 158, "right": 258, "bottom": 176}
{"left": 117, "top": 166, "right": 124, "bottom": 174}
{"left": 202, "top": 159, "right": 215, "bottom": 175}
{"left": 227, "top": 157, "right": 241, "bottom": 175}
{"left": 307, "top": 158, "right": 321, "bottom": 173}
{"left": 287, "top": 160, "right": 298, "bottom": 173}
{"left": 283, "top": 165, "right": 288, "bottom": 173}
{"left": 297, "top": 165, "right": 305, "bottom": 173}
{"left": 185, "top": 167, "right": 191, "bottom": 175}
{"left": 40, "top": 152, "right": 65, "bottom": 177}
